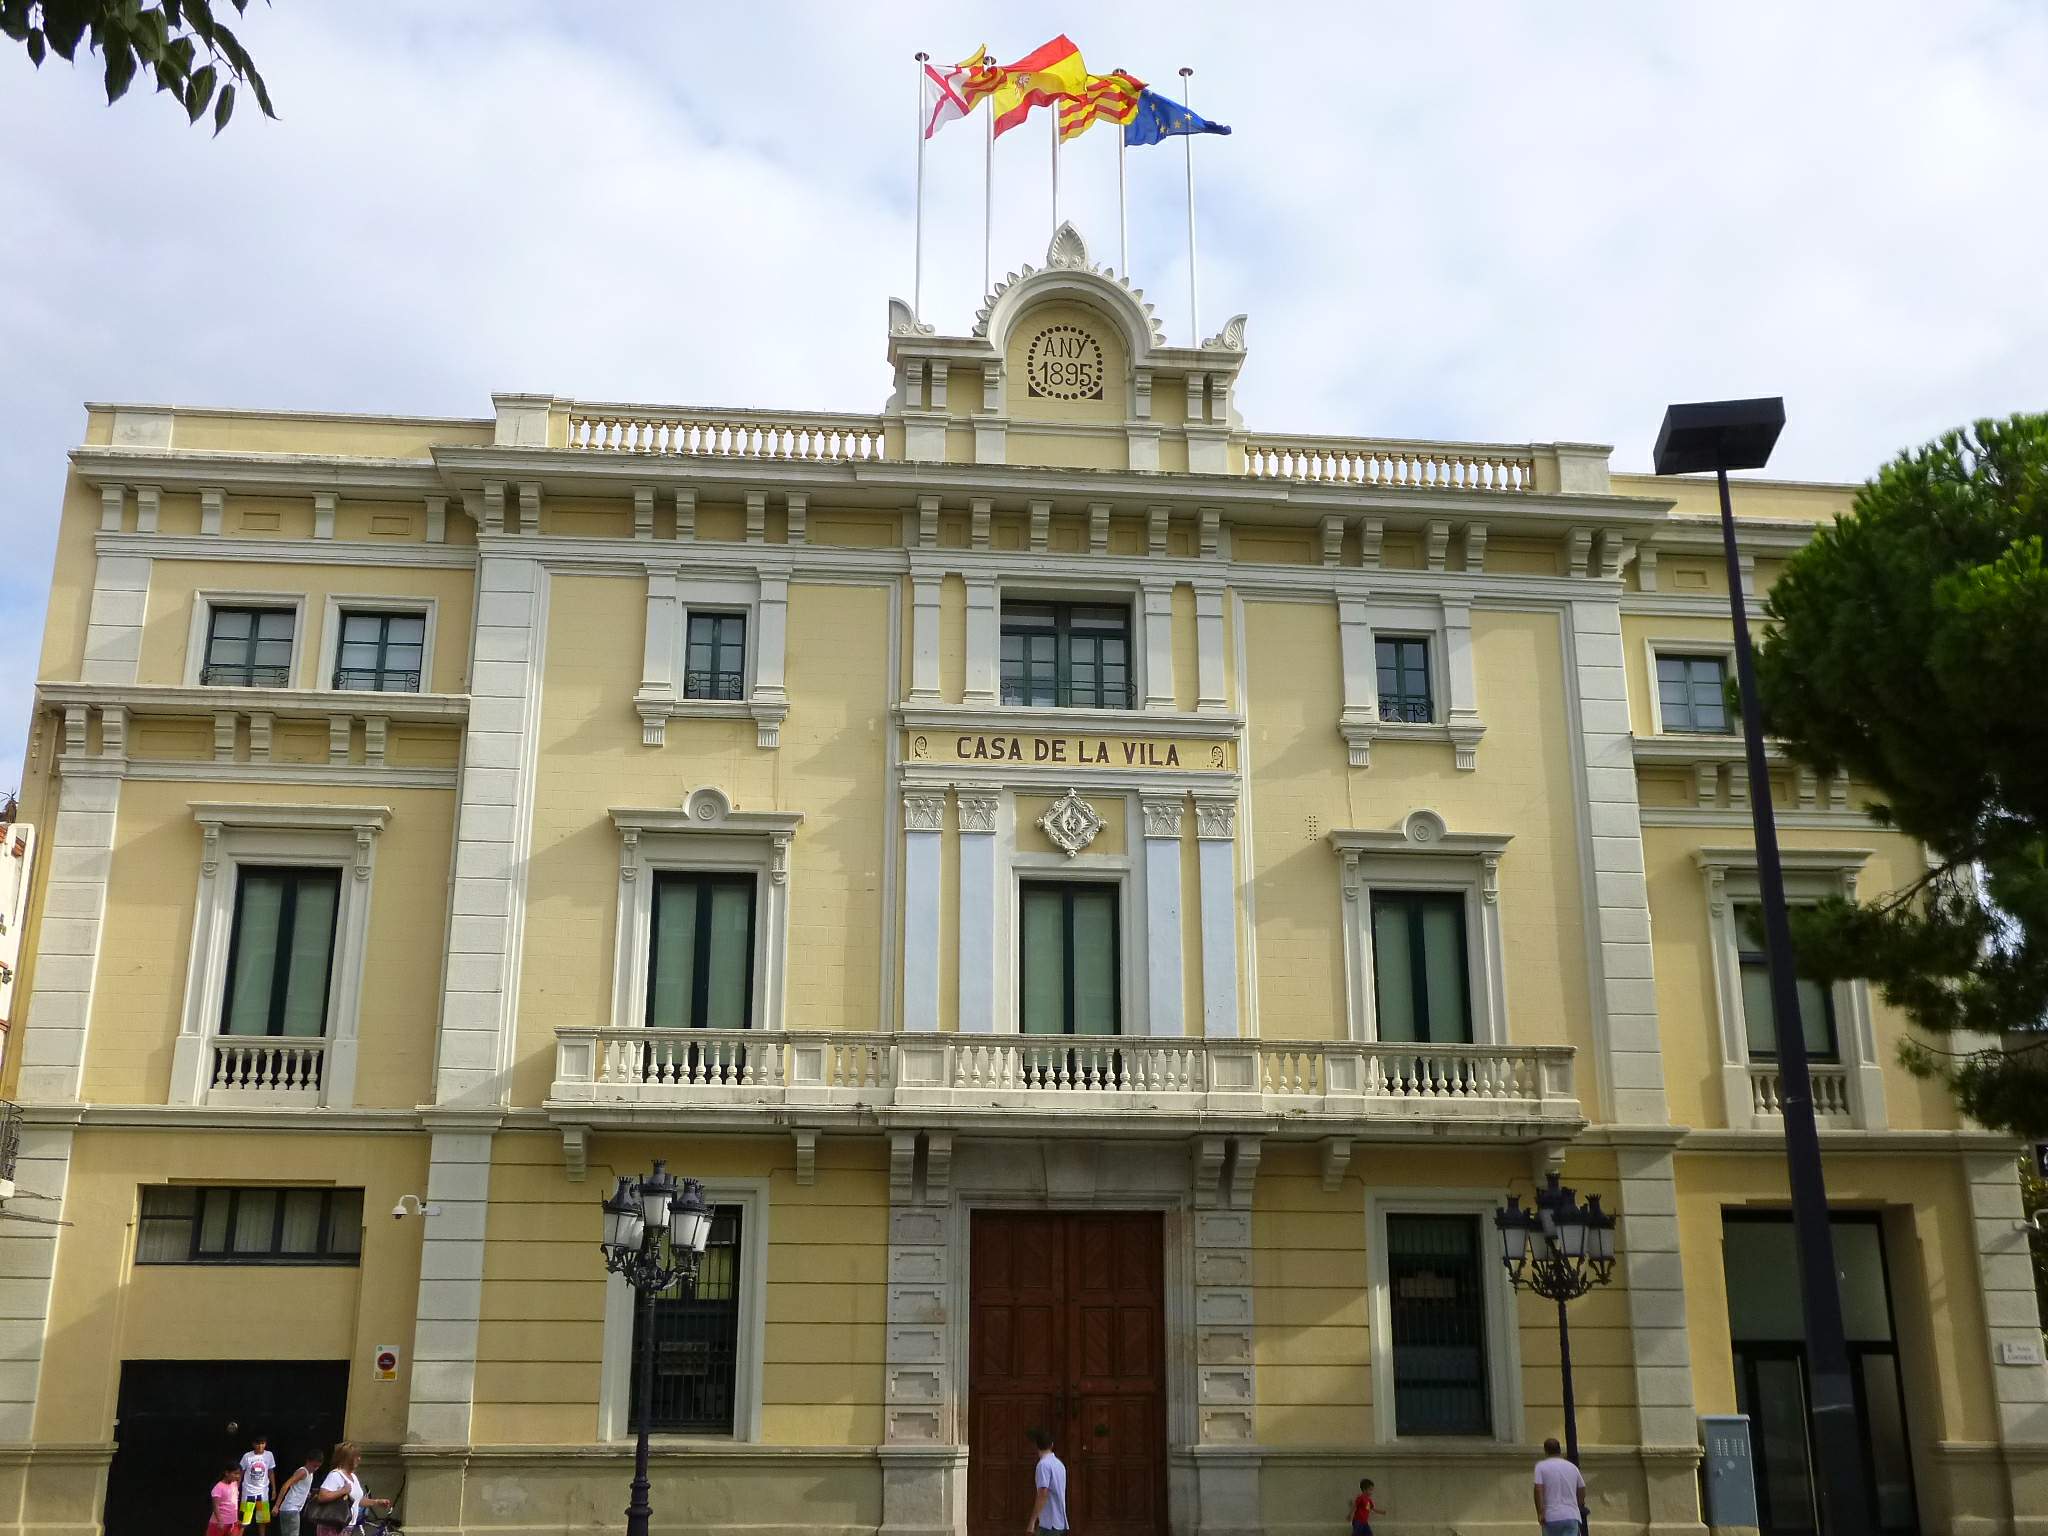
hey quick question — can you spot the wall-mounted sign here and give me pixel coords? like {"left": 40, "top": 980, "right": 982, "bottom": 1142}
{"left": 1025, "top": 323, "right": 1105, "bottom": 401}
{"left": 374, "top": 1346, "right": 400, "bottom": 1382}
{"left": 908, "top": 732, "right": 1231, "bottom": 771}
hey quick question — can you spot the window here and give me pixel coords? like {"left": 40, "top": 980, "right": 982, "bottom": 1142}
{"left": 1369, "top": 891, "right": 1471, "bottom": 1044}
{"left": 1019, "top": 881, "right": 1119, "bottom": 1035}
{"left": 1734, "top": 903, "right": 1839, "bottom": 1060}
{"left": 135, "top": 1186, "right": 363, "bottom": 1265}
{"left": 1386, "top": 1213, "right": 1491, "bottom": 1435}
{"left": 648, "top": 872, "right": 756, "bottom": 1030}
{"left": 684, "top": 612, "right": 747, "bottom": 702}
{"left": 1657, "top": 653, "right": 1729, "bottom": 733}
{"left": 1376, "top": 637, "right": 1433, "bottom": 723}
{"left": 333, "top": 610, "right": 425, "bottom": 692}
{"left": 1000, "top": 602, "right": 1132, "bottom": 709}
{"left": 203, "top": 606, "right": 295, "bottom": 687}
{"left": 221, "top": 868, "right": 341, "bottom": 1038}
{"left": 629, "top": 1203, "right": 745, "bottom": 1433}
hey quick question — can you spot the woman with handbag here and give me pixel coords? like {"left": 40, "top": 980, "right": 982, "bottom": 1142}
{"left": 306, "top": 1444, "right": 390, "bottom": 1533}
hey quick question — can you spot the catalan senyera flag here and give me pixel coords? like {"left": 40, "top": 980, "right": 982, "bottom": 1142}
{"left": 1057, "top": 69, "right": 1146, "bottom": 142}
{"left": 923, "top": 45, "right": 1002, "bottom": 138}
{"left": 991, "top": 34, "right": 1090, "bottom": 137}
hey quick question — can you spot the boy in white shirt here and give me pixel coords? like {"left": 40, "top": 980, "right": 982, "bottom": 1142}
{"left": 239, "top": 1434, "right": 278, "bottom": 1533}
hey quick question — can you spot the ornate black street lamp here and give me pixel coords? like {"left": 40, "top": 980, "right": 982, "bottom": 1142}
{"left": 1654, "top": 398, "right": 1870, "bottom": 1535}
{"left": 600, "top": 1160, "right": 712, "bottom": 1536}
{"left": 1495, "top": 1172, "right": 1618, "bottom": 1470}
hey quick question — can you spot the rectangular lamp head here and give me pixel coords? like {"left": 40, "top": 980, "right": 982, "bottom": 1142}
{"left": 1652, "top": 397, "right": 1786, "bottom": 476}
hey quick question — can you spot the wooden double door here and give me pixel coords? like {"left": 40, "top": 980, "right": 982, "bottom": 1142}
{"left": 968, "top": 1211, "right": 1168, "bottom": 1536}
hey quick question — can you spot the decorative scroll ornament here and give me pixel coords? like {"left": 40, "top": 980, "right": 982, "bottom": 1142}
{"left": 1046, "top": 221, "right": 1090, "bottom": 270}
{"left": 1201, "top": 313, "right": 1248, "bottom": 350}
{"left": 1037, "top": 788, "right": 1105, "bottom": 859}
{"left": 887, "top": 296, "right": 935, "bottom": 336}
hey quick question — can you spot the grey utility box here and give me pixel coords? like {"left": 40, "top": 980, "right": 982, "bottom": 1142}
{"left": 1699, "top": 1414, "right": 1760, "bottom": 1535}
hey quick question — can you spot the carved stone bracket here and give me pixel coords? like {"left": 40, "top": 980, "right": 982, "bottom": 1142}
{"left": 792, "top": 1128, "right": 817, "bottom": 1187}
{"left": 890, "top": 1131, "right": 919, "bottom": 1207}
{"left": 562, "top": 1123, "right": 589, "bottom": 1183}
{"left": 1319, "top": 1137, "right": 1352, "bottom": 1193}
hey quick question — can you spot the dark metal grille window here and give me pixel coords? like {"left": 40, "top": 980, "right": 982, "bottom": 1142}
{"left": 1376, "top": 637, "right": 1433, "bottom": 722}
{"left": 685, "top": 612, "right": 747, "bottom": 701}
{"left": 630, "top": 1204, "right": 744, "bottom": 1433}
{"left": 649, "top": 872, "right": 756, "bottom": 1030}
{"left": 1019, "top": 881, "right": 1120, "bottom": 1035}
{"left": 1735, "top": 903, "right": 1839, "bottom": 1060}
{"left": 1369, "top": 891, "right": 1472, "bottom": 1044}
{"left": 202, "top": 606, "right": 295, "bottom": 687}
{"left": 1000, "top": 602, "right": 1132, "bottom": 709}
{"left": 1656, "top": 653, "right": 1729, "bottom": 733}
{"left": 334, "top": 610, "right": 425, "bottom": 692}
{"left": 222, "top": 867, "right": 340, "bottom": 1037}
{"left": 1387, "top": 1213, "right": 1491, "bottom": 1436}
{"left": 135, "top": 1185, "right": 364, "bottom": 1265}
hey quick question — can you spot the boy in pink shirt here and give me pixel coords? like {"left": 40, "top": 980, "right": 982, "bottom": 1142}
{"left": 207, "top": 1464, "right": 243, "bottom": 1536}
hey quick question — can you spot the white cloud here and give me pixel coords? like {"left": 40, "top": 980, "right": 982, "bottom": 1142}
{"left": 3, "top": 1, "right": 2044, "bottom": 779}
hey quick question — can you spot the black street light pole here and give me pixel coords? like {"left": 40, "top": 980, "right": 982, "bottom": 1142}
{"left": 1654, "top": 399, "right": 1870, "bottom": 1536}
{"left": 1495, "top": 1172, "right": 1619, "bottom": 1474}
{"left": 600, "top": 1160, "right": 712, "bottom": 1536}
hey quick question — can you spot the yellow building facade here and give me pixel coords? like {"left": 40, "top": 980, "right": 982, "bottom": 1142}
{"left": 2, "top": 228, "right": 2042, "bottom": 1535}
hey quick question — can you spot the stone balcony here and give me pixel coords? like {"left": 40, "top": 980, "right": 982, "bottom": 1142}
{"left": 547, "top": 1028, "right": 1582, "bottom": 1147}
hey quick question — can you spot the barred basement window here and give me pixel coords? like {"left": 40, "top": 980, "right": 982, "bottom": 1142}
{"left": 1000, "top": 602, "right": 1132, "bottom": 710}
{"left": 136, "top": 1186, "right": 364, "bottom": 1265}
{"left": 222, "top": 868, "right": 341, "bottom": 1038}
{"left": 333, "top": 610, "right": 425, "bottom": 692}
{"left": 1657, "top": 653, "right": 1729, "bottom": 733}
{"left": 1376, "top": 636, "right": 1433, "bottom": 723}
{"left": 1386, "top": 1213, "right": 1491, "bottom": 1436}
{"left": 203, "top": 606, "right": 296, "bottom": 687}
{"left": 648, "top": 872, "right": 756, "bottom": 1029}
{"left": 684, "top": 612, "right": 747, "bottom": 701}
{"left": 1369, "top": 891, "right": 1472, "bottom": 1044}
{"left": 629, "top": 1204, "right": 745, "bottom": 1433}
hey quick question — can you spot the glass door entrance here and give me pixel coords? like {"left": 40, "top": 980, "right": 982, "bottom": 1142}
{"left": 1723, "top": 1214, "right": 1917, "bottom": 1534}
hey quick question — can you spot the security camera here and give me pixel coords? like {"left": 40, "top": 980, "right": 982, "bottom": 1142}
{"left": 391, "top": 1201, "right": 408, "bottom": 1221}
{"left": 392, "top": 1194, "right": 442, "bottom": 1221}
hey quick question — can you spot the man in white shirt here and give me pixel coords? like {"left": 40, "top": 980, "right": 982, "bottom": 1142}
{"left": 239, "top": 1436, "right": 278, "bottom": 1534}
{"left": 1025, "top": 1426, "right": 1068, "bottom": 1536}
{"left": 1532, "top": 1438, "right": 1587, "bottom": 1536}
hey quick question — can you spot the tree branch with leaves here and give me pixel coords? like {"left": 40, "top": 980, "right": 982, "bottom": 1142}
{"left": 3, "top": 0, "right": 274, "bottom": 132}
{"left": 1756, "top": 412, "right": 2048, "bottom": 1136}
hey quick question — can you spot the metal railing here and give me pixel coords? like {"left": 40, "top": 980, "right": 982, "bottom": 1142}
{"left": 332, "top": 668, "right": 421, "bottom": 693}
{"left": 682, "top": 670, "right": 746, "bottom": 702}
{"left": 200, "top": 663, "right": 293, "bottom": 687}
{"left": 1378, "top": 697, "right": 1435, "bottom": 724}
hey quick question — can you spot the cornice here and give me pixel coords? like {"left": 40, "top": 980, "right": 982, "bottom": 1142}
{"left": 1677, "top": 1127, "right": 2021, "bottom": 1155}
{"left": 898, "top": 704, "right": 1243, "bottom": 740}
{"left": 97, "top": 532, "right": 476, "bottom": 569}
{"left": 59, "top": 757, "right": 460, "bottom": 792}
{"left": 72, "top": 446, "right": 443, "bottom": 498}
{"left": 191, "top": 800, "right": 392, "bottom": 833}
{"left": 1648, "top": 513, "right": 1820, "bottom": 556}
{"left": 1693, "top": 843, "right": 1874, "bottom": 874}
{"left": 38, "top": 680, "right": 471, "bottom": 724}
{"left": 1639, "top": 806, "right": 1880, "bottom": 830}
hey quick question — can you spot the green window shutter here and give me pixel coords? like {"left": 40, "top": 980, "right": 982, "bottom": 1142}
{"left": 1019, "top": 881, "right": 1122, "bottom": 1035}
{"left": 224, "top": 873, "right": 285, "bottom": 1035}
{"left": 1070, "top": 886, "right": 1119, "bottom": 1035}
{"left": 1020, "top": 884, "right": 1067, "bottom": 1035}
{"left": 703, "top": 881, "right": 753, "bottom": 1029}
{"left": 280, "top": 875, "right": 337, "bottom": 1036}
{"left": 648, "top": 872, "right": 757, "bottom": 1029}
{"left": 1371, "top": 892, "right": 1472, "bottom": 1044}
{"left": 649, "top": 878, "right": 701, "bottom": 1029}
{"left": 1371, "top": 898, "right": 1420, "bottom": 1042}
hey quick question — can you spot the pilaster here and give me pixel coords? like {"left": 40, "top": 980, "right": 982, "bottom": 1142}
{"left": 956, "top": 792, "right": 999, "bottom": 1034}
{"left": 881, "top": 1159, "right": 965, "bottom": 1536}
{"left": 963, "top": 578, "right": 998, "bottom": 707}
{"left": 1194, "top": 586, "right": 1228, "bottom": 713}
{"left": 909, "top": 576, "right": 943, "bottom": 703}
{"left": 1614, "top": 1148, "right": 1698, "bottom": 1452}
{"left": 1140, "top": 794, "right": 1186, "bottom": 1036}
{"left": 16, "top": 771, "right": 121, "bottom": 1104}
{"left": 405, "top": 1130, "right": 495, "bottom": 1445}
{"left": 1141, "top": 583, "right": 1177, "bottom": 711}
{"left": 0, "top": 1127, "right": 73, "bottom": 1442}
{"left": 903, "top": 792, "right": 946, "bottom": 1031}
{"left": 1194, "top": 796, "right": 1240, "bottom": 1037}
{"left": 1965, "top": 1155, "right": 2048, "bottom": 1444}
{"left": 80, "top": 555, "right": 150, "bottom": 685}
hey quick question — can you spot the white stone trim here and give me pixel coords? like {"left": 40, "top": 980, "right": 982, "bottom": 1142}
{"left": 1614, "top": 1146, "right": 1699, "bottom": 1447}
{"left": 1331, "top": 811, "right": 1511, "bottom": 1046}
{"left": 956, "top": 791, "right": 999, "bottom": 1034}
{"left": 1193, "top": 794, "right": 1240, "bottom": 1038}
{"left": 599, "top": 1179, "right": 769, "bottom": 1443}
{"left": 1366, "top": 1188, "right": 1526, "bottom": 1447}
{"left": 903, "top": 791, "right": 945, "bottom": 1031}
{"left": 15, "top": 774, "right": 122, "bottom": 1105}
{"left": 1333, "top": 594, "right": 1485, "bottom": 769}
{"left": 182, "top": 588, "right": 312, "bottom": 688}
{"left": 315, "top": 593, "right": 439, "bottom": 695}
{"left": 99, "top": 532, "right": 477, "bottom": 570}
{"left": 1141, "top": 582, "right": 1177, "bottom": 710}
{"left": 406, "top": 1129, "right": 494, "bottom": 1445}
{"left": 1140, "top": 792, "right": 1186, "bottom": 1036}
{"left": 1963, "top": 1154, "right": 2048, "bottom": 1444}
{"left": 1693, "top": 845, "right": 1882, "bottom": 1129}
{"left": 81, "top": 554, "right": 151, "bottom": 685}
{"left": 976, "top": 573, "right": 1155, "bottom": 712}
{"left": 167, "top": 802, "right": 390, "bottom": 1109}
{"left": 1638, "top": 636, "right": 1738, "bottom": 738}
{"left": 437, "top": 554, "right": 548, "bottom": 1106}
{"left": 0, "top": 1127, "right": 73, "bottom": 1442}
{"left": 608, "top": 790, "right": 803, "bottom": 1034}
{"left": 633, "top": 567, "right": 789, "bottom": 747}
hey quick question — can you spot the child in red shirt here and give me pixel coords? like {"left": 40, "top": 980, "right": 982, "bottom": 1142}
{"left": 1350, "top": 1477, "right": 1378, "bottom": 1536}
{"left": 207, "top": 1464, "right": 243, "bottom": 1536}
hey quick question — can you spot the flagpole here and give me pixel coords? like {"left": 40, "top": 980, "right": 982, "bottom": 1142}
{"left": 1118, "top": 126, "right": 1129, "bottom": 274}
{"left": 984, "top": 94, "right": 994, "bottom": 297}
{"left": 1050, "top": 106, "right": 1060, "bottom": 236}
{"left": 1179, "top": 65, "right": 1199, "bottom": 343}
{"left": 914, "top": 52, "right": 929, "bottom": 321}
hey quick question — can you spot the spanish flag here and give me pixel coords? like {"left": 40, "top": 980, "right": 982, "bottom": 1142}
{"left": 1057, "top": 70, "right": 1146, "bottom": 142}
{"left": 991, "top": 35, "right": 1090, "bottom": 137}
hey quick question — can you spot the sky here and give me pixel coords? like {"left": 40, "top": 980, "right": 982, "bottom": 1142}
{"left": 3, "top": 2, "right": 2046, "bottom": 786}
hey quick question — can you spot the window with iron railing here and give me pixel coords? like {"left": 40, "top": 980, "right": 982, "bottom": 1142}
{"left": 202, "top": 606, "right": 295, "bottom": 687}
{"left": 1000, "top": 602, "right": 1132, "bottom": 709}
{"left": 136, "top": 1185, "right": 364, "bottom": 1265}
{"left": 333, "top": 610, "right": 425, "bottom": 692}
{"left": 1376, "top": 636, "right": 1434, "bottom": 723}
{"left": 1387, "top": 1212, "right": 1492, "bottom": 1436}
{"left": 629, "top": 1203, "right": 745, "bottom": 1433}
{"left": 684, "top": 612, "right": 747, "bottom": 701}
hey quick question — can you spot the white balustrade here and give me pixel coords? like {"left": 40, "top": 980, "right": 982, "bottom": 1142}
{"left": 552, "top": 1029, "right": 1576, "bottom": 1125}
{"left": 564, "top": 405, "right": 890, "bottom": 463}
{"left": 1750, "top": 1064, "right": 1855, "bottom": 1121}
{"left": 1243, "top": 437, "right": 1535, "bottom": 492}
{"left": 207, "top": 1037, "right": 326, "bottom": 1103}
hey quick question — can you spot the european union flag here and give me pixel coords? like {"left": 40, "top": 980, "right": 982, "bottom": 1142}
{"left": 1123, "top": 88, "right": 1231, "bottom": 147}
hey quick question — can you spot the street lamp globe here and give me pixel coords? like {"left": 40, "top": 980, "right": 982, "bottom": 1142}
{"left": 602, "top": 1174, "right": 644, "bottom": 1259}
{"left": 671, "top": 1177, "right": 712, "bottom": 1256}
{"left": 639, "top": 1159, "right": 678, "bottom": 1235}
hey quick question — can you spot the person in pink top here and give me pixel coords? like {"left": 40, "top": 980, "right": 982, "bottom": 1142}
{"left": 206, "top": 1462, "right": 244, "bottom": 1536}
